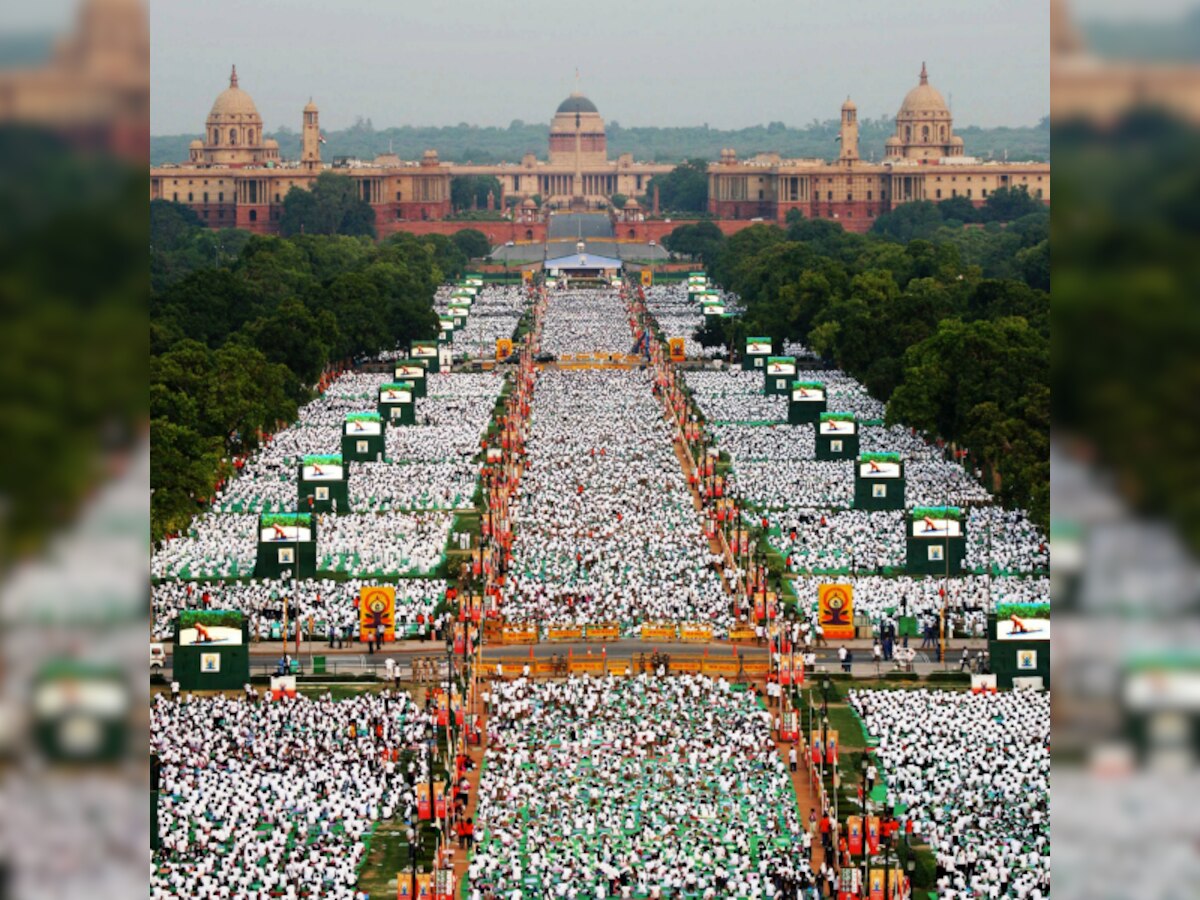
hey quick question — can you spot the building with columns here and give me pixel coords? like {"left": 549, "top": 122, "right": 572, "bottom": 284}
{"left": 150, "top": 68, "right": 452, "bottom": 234}
{"left": 448, "top": 92, "right": 673, "bottom": 209}
{"left": 707, "top": 64, "right": 1049, "bottom": 232}
{"left": 151, "top": 64, "right": 1047, "bottom": 238}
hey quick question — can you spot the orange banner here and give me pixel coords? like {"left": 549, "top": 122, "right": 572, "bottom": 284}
{"left": 818, "top": 583, "right": 855, "bottom": 640}
{"left": 359, "top": 586, "right": 396, "bottom": 643}
{"left": 496, "top": 337, "right": 513, "bottom": 360}
{"left": 669, "top": 337, "right": 686, "bottom": 361}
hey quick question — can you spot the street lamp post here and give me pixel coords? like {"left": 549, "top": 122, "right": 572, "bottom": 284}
{"left": 407, "top": 823, "right": 417, "bottom": 899}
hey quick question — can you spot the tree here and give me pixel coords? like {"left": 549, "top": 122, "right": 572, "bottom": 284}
{"left": 935, "top": 195, "right": 978, "bottom": 225}
{"left": 243, "top": 297, "right": 334, "bottom": 386}
{"left": 151, "top": 418, "right": 225, "bottom": 538}
{"left": 870, "top": 200, "right": 944, "bottom": 242}
{"left": 151, "top": 199, "right": 204, "bottom": 251}
{"left": 450, "top": 175, "right": 503, "bottom": 211}
{"left": 451, "top": 228, "right": 491, "bottom": 260}
{"left": 981, "top": 185, "right": 1044, "bottom": 222}
{"left": 664, "top": 221, "right": 724, "bottom": 265}
{"left": 278, "top": 172, "right": 377, "bottom": 238}
{"left": 610, "top": 193, "right": 628, "bottom": 210}
{"left": 646, "top": 159, "right": 709, "bottom": 214}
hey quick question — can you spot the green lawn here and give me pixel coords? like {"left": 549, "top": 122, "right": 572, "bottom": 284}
{"left": 356, "top": 819, "right": 441, "bottom": 899}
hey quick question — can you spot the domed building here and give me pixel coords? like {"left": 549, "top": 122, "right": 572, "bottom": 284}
{"left": 548, "top": 91, "right": 607, "bottom": 168}
{"left": 449, "top": 87, "right": 672, "bottom": 211}
{"left": 151, "top": 66, "right": 452, "bottom": 234}
{"left": 888, "top": 62, "right": 963, "bottom": 160}
{"left": 708, "top": 62, "right": 1049, "bottom": 232}
{"left": 192, "top": 66, "right": 279, "bottom": 167}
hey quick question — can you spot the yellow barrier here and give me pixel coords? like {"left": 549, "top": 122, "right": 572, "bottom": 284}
{"left": 641, "top": 624, "right": 678, "bottom": 641}
{"left": 587, "top": 623, "right": 620, "bottom": 641}
{"left": 728, "top": 627, "right": 757, "bottom": 642}
{"left": 569, "top": 658, "right": 606, "bottom": 674}
{"left": 679, "top": 624, "right": 714, "bottom": 642}
{"left": 702, "top": 660, "right": 742, "bottom": 677}
{"left": 547, "top": 627, "right": 583, "bottom": 642}
{"left": 500, "top": 625, "right": 537, "bottom": 644}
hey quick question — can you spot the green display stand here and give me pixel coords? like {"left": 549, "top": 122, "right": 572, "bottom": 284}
{"left": 816, "top": 412, "right": 858, "bottom": 460}
{"left": 788, "top": 380, "right": 827, "bottom": 425}
{"left": 254, "top": 512, "right": 317, "bottom": 579}
{"left": 342, "top": 412, "right": 386, "bottom": 462}
{"left": 411, "top": 340, "right": 440, "bottom": 374}
{"left": 906, "top": 506, "right": 967, "bottom": 575}
{"left": 743, "top": 336, "right": 772, "bottom": 372}
{"left": 987, "top": 606, "right": 1049, "bottom": 689}
{"left": 312, "top": 656, "right": 327, "bottom": 675}
{"left": 173, "top": 610, "right": 251, "bottom": 692}
{"left": 393, "top": 360, "right": 428, "bottom": 398}
{"left": 854, "top": 453, "right": 905, "bottom": 511}
{"left": 764, "top": 356, "right": 797, "bottom": 396}
{"left": 298, "top": 453, "right": 349, "bottom": 514}
{"left": 379, "top": 382, "right": 416, "bottom": 426}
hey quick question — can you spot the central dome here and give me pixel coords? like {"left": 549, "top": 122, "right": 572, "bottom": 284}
{"left": 209, "top": 65, "right": 261, "bottom": 119}
{"left": 898, "top": 62, "right": 949, "bottom": 117}
{"left": 556, "top": 92, "right": 598, "bottom": 114}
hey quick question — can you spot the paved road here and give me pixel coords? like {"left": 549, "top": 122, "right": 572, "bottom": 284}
{"left": 161, "top": 636, "right": 984, "bottom": 677}
{"left": 547, "top": 212, "right": 614, "bottom": 240}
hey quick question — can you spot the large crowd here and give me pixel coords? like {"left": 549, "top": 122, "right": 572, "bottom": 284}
{"left": 151, "top": 691, "right": 433, "bottom": 899}
{"left": 435, "top": 285, "right": 526, "bottom": 361}
{"left": 471, "top": 675, "right": 814, "bottom": 900}
{"left": 849, "top": 689, "right": 1049, "bottom": 900}
{"left": 643, "top": 283, "right": 731, "bottom": 359}
{"left": 152, "top": 359, "right": 504, "bottom": 631}
{"left": 674, "top": 349, "right": 1048, "bottom": 634}
{"left": 150, "top": 577, "right": 453, "bottom": 642}
{"left": 499, "top": 287, "right": 732, "bottom": 631}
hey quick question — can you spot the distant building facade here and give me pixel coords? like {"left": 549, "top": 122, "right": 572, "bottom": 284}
{"left": 707, "top": 64, "right": 1050, "bottom": 232}
{"left": 149, "top": 68, "right": 452, "bottom": 234}
{"left": 150, "top": 65, "right": 1049, "bottom": 238}
{"left": 451, "top": 93, "right": 673, "bottom": 209}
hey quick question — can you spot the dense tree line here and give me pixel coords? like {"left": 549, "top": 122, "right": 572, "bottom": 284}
{"left": 668, "top": 188, "right": 1049, "bottom": 528}
{"left": 150, "top": 199, "right": 466, "bottom": 540}
{"left": 151, "top": 115, "right": 1049, "bottom": 167}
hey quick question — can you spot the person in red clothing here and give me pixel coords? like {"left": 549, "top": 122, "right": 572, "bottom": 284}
{"left": 819, "top": 812, "right": 833, "bottom": 855}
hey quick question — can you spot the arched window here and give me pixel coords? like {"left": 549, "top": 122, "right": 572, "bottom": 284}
{"left": 941, "top": 126, "right": 947, "bottom": 141}
{"left": 905, "top": 126, "right": 911, "bottom": 142}
{"left": 248, "top": 129, "right": 255, "bottom": 144}
{"left": 525, "top": 229, "right": 533, "bottom": 240}
{"left": 230, "top": 128, "right": 238, "bottom": 145}
{"left": 627, "top": 229, "right": 636, "bottom": 239}
{"left": 249, "top": 209, "right": 257, "bottom": 222}
{"left": 212, "top": 129, "right": 219, "bottom": 144}
{"left": 922, "top": 125, "right": 930, "bottom": 142}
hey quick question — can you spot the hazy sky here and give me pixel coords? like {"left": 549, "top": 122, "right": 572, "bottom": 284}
{"left": 147, "top": 0, "right": 1056, "bottom": 135}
